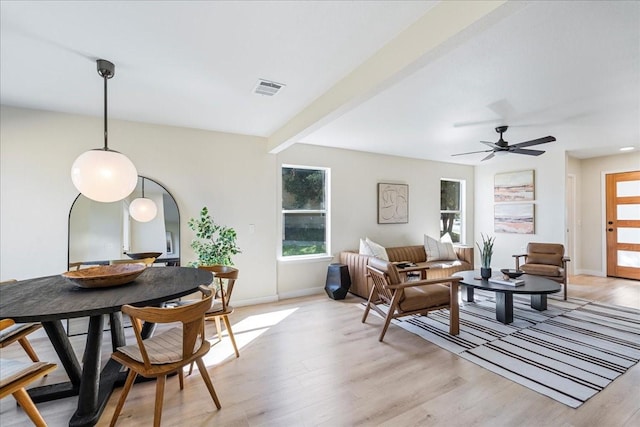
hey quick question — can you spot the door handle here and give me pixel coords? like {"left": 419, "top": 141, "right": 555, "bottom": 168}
{"left": 608, "top": 228, "right": 614, "bottom": 232}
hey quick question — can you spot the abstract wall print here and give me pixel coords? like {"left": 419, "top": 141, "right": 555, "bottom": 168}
{"left": 495, "top": 203, "right": 534, "bottom": 234}
{"left": 378, "top": 183, "right": 408, "bottom": 224}
{"left": 494, "top": 170, "right": 535, "bottom": 202}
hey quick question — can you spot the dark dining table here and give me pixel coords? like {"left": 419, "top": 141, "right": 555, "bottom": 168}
{"left": 0, "top": 266, "right": 213, "bottom": 427}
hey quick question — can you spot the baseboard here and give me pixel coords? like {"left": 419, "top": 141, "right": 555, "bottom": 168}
{"left": 278, "top": 286, "right": 325, "bottom": 300}
{"left": 575, "top": 269, "right": 606, "bottom": 277}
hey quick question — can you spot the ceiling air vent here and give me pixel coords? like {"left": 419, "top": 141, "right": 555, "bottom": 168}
{"left": 253, "top": 79, "right": 285, "bottom": 96}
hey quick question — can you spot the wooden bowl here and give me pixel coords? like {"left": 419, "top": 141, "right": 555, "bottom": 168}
{"left": 125, "top": 252, "right": 162, "bottom": 260}
{"left": 62, "top": 264, "right": 146, "bottom": 288}
{"left": 500, "top": 269, "right": 524, "bottom": 279}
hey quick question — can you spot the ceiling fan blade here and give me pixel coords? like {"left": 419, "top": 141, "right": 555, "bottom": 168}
{"left": 510, "top": 148, "right": 545, "bottom": 156}
{"left": 481, "top": 152, "right": 495, "bottom": 161}
{"left": 451, "top": 149, "right": 493, "bottom": 157}
{"left": 480, "top": 141, "right": 499, "bottom": 149}
{"left": 511, "top": 136, "right": 556, "bottom": 148}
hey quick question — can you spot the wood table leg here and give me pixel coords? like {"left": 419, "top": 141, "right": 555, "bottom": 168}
{"left": 495, "top": 292, "right": 514, "bottom": 324}
{"left": 449, "top": 281, "right": 459, "bottom": 335}
{"left": 531, "top": 294, "right": 548, "bottom": 311}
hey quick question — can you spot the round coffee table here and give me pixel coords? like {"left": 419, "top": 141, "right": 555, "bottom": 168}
{"left": 453, "top": 270, "right": 561, "bottom": 324}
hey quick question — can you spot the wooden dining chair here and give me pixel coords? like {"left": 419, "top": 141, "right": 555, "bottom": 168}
{"left": 109, "top": 285, "right": 221, "bottom": 427}
{"left": 0, "top": 358, "right": 57, "bottom": 427}
{"left": 110, "top": 257, "right": 157, "bottom": 267}
{"left": 0, "top": 281, "right": 42, "bottom": 362}
{"left": 363, "top": 257, "right": 461, "bottom": 341}
{"left": 199, "top": 265, "right": 240, "bottom": 358}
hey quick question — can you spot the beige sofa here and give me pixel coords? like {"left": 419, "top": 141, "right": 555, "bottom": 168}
{"left": 339, "top": 245, "right": 474, "bottom": 299}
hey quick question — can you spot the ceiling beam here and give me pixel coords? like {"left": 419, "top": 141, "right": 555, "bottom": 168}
{"left": 266, "top": 0, "right": 512, "bottom": 154}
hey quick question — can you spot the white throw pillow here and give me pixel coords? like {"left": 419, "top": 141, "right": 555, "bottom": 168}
{"left": 424, "top": 234, "right": 457, "bottom": 261}
{"left": 359, "top": 238, "right": 373, "bottom": 256}
{"left": 359, "top": 237, "right": 389, "bottom": 261}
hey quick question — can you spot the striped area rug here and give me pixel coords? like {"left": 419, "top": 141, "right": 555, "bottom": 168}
{"left": 367, "top": 291, "right": 640, "bottom": 408}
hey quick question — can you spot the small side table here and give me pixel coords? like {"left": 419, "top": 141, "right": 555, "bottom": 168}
{"left": 325, "top": 263, "right": 351, "bottom": 300}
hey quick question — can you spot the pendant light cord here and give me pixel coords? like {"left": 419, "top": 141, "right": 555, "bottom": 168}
{"left": 103, "top": 73, "right": 108, "bottom": 151}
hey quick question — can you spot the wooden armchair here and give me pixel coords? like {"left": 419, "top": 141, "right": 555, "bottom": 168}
{"left": 514, "top": 242, "right": 570, "bottom": 300}
{"left": 109, "top": 286, "right": 221, "bottom": 427}
{"left": 0, "top": 359, "right": 57, "bottom": 427}
{"left": 0, "top": 281, "right": 42, "bottom": 362}
{"left": 363, "top": 257, "right": 460, "bottom": 342}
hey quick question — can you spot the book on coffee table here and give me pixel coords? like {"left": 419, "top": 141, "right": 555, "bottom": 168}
{"left": 488, "top": 277, "right": 525, "bottom": 286}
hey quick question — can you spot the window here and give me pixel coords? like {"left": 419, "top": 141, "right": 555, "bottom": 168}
{"left": 281, "top": 165, "right": 329, "bottom": 257}
{"left": 440, "top": 179, "right": 465, "bottom": 244}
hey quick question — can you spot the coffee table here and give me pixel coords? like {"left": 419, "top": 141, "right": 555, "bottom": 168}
{"left": 453, "top": 270, "right": 561, "bottom": 324}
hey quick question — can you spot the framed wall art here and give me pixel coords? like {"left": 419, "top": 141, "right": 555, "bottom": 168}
{"left": 494, "top": 170, "right": 534, "bottom": 202}
{"left": 378, "top": 183, "right": 408, "bottom": 224}
{"left": 494, "top": 203, "right": 534, "bottom": 234}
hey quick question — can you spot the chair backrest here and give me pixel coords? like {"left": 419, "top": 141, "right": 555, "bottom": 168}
{"left": 121, "top": 286, "right": 212, "bottom": 369}
{"left": 198, "top": 265, "right": 239, "bottom": 309}
{"left": 367, "top": 258, "right": 402, "bottom": 304}
{"left": 526, "top": 243, "right": 564, "bottom": 266}
{"left": 110, "top": 257, "right": 156, "bottom": 267}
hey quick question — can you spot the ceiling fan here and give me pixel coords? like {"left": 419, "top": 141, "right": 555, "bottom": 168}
{"left": 452, "top": 126, "right": 556, "bottom": 161}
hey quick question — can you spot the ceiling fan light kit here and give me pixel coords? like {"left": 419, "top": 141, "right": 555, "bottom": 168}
{"left": 453, "top": 125, "right": 556, "bottom": 161}
{"left": 71, "top": 59, "right": 138, "bottom": 203}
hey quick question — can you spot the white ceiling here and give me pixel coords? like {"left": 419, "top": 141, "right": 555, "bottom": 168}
{"left": 1, "top": 1, "right": 638, "bottom": 165}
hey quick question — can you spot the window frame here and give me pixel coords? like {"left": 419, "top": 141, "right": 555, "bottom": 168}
{"left": 440, "top": 178, "right": 466, "bottom": 245}
{"left": 280, "top": 164, "right": 331, "bottom": 260}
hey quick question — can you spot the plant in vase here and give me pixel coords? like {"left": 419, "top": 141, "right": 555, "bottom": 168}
{"left": 188, "top": 207, "right": 241, "bottom": 267}
{"left": 476, "top": 233, "right": 495, "bottom": 279}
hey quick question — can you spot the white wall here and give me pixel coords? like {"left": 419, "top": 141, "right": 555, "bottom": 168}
{"left": 577, "top": 152, "right": 640, "bottom": 275}
{"left": 0, "top": 106, "right": 277, "bottom": 304}
{"left": 474, "top": 150, "right": 567, "bottom": 271}
{"left": 276, "top": 143, "right": 475, "bottom": 297}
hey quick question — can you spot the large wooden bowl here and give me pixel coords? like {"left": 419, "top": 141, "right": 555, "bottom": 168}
{"left": 62, "top": 264, "right": 146, "bottom": 288}
{"left": 125, "top": 252, "right": 162, "bottom": 260}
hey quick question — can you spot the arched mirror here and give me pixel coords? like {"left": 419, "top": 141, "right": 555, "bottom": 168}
{"left": 68, "top": 176, "right": 180, "bottom": 268}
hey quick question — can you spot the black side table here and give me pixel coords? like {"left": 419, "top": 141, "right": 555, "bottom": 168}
{"left": 325, "top": 263, "right": 351, "bottom": 300}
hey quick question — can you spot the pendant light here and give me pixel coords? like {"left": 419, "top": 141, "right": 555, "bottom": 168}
{"left": 129, "top": 177, "right": 158, "bottom": 222}
{"left": 71, "top": 59, "right": 138, "bottom": 203}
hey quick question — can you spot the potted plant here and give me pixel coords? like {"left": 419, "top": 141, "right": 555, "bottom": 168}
{"left": 188, "top": 207, "right": 241, "bottom": 267}
{"left": 476, "top": 233, "right": 495, "bottom": 279}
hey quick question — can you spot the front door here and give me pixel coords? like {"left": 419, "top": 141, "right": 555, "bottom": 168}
{"left": 606, "top": 171, "right": 640, "bottom": 280}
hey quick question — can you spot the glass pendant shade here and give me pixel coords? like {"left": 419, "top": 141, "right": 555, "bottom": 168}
{"left": 129, "top": 197, "right": 158, "bottom": 222}
{"left": 71, "top": 149, "right": 138, "bottom": 203}
{"left": 71, "top": 59, "right": 138, "bottom": 203}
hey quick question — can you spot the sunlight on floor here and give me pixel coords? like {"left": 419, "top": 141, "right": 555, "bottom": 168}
{"left": 198, "top": 307, "right": 299, "bottom": 366}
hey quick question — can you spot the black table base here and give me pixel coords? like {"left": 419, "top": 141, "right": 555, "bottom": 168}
{"left": 462, "top": 285, "right": 550, "bottom": 324}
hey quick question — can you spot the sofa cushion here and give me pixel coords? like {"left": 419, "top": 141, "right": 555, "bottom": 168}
{"left": 399, "top": 284, "right": 450, "bottom": 311}
{"left": 521, "top": 264, "right": 563, "bottom": 277}
{"left": 359, "top": 238, "right": 389, "bottom": 261}
{"left": 424, "top": 235, "right": 457, "bottom": 261}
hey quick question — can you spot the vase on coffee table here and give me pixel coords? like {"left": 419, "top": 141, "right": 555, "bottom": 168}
{"left": 480, "top": 267, "right": 492, "bottom": 279}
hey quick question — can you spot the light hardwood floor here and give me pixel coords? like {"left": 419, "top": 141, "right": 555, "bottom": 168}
{"left": 1, "top": 275, "right": 639, "bottom": 426}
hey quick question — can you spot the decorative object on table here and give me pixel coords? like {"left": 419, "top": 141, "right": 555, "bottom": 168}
{"left": 125, "top": 251, "right": 162, "bottom": 260}
{"left": 494, "top": 169, "right": 535, "bottom": 202}
{"left": 476, "top": 233, "right": 495, "bottom": 279}
{"left": 494, "top": 203, "right": 535, "bottom": 234}
{"left": 488, "top": 276, "right": 524, "bottom": 286}
{"left": 187, "top": 207, "right": 241, "bottom": 267}
{"left": 62, "top": 264, "right": 146, "bottom": 288}
{"left": 128, "top": 176, "right": 158, "bottom": 222}
{"left": 70, "top": 59, "right": 138, "bottom": 203}
{"left": 500, "top": 268, "right": 524, "bottom": 279}
{"left": 377, "top": 183, "right": 408, "bottom": 224}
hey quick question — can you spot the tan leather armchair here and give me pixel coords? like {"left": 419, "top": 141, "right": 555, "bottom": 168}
{"left": 363, "top": 257, "right": 460, "bottom": 342}
{"left": 513, "top": 242, "right": 570, "bottom": 300}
